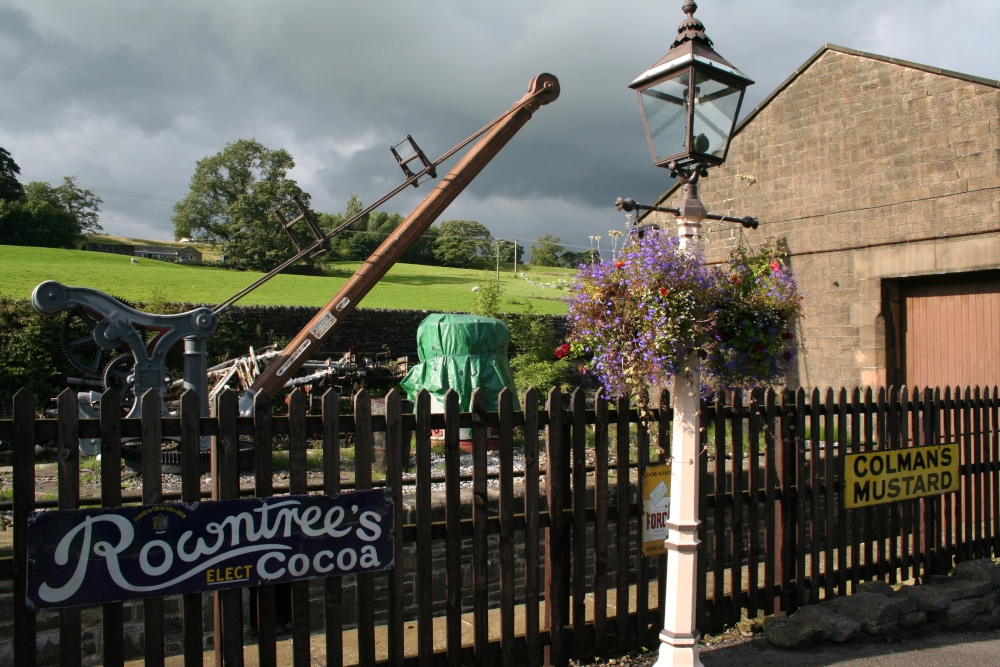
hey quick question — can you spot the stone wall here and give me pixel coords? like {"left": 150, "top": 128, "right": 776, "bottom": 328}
{"left": 653, "top": 46, "right": 1000, "bottom": 391}
{"left": 189, "top": 303, "right": 568, "bottom": 366}
{"left": 765, "top": 558, "right": 1000, "bottom": 648}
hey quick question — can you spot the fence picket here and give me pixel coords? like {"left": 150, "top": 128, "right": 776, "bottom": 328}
{"left": 522, "top": 388, "right": 541, "bottom": 666}
{"left": 138, "top": 390, "right": 164, "bottom": 667}
{"left": 443, "top": 389, "right": 462, "bottom": 667}
{"left": 354, "top": 390, "right": 376, "bottom": 666}
{"left": 100, "top": 390, "right": 125, "bottom": 667}
{"left": 471, "top": 388, "right": 489, "bottom": 666}
{"left": 385, "top": 389, "right": 405, "bottom": 666}
{"left": 571, "top": 389, "right": 588, "bottom": 658}
{"left": 730, "top": 392, "right": 745, "bottom": 619}
{"left": 12, "top": 390, "right": 37, "bottom": 667}
{"left": 614, "top": 395, "right": 631, "bottom": 649}
{"left": 498, "top": 388, "right": 516, "bottom": 666}
{"left": 412, "top": 390, "right": 433, "bottom": 667}
{"left": 593, "top": 391, "right": 610, "bottom": 657}
{"left": 252, "top": 391, "right": 277, "bottom": 667}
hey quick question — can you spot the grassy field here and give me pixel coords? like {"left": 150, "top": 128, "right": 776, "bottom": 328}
{"left": 0, "top": 244, "right": 574, "bottom": 314}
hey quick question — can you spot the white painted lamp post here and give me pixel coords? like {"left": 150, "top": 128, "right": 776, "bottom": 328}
{"left": 617, "top": 3, "right": 755, "bottom": 666}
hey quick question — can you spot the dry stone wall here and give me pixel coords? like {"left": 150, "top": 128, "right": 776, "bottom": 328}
{"left": 764, "top": 558, "right": 1000, "bottom": 648}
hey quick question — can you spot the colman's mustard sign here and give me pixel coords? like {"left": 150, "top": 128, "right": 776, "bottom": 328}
{"left": 844, "top": 443, "right": 959, "bottom": 509}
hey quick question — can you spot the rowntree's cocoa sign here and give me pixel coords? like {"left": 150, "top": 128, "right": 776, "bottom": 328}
{"left": 25, "top": 492, "right": 393, "bottom": 610}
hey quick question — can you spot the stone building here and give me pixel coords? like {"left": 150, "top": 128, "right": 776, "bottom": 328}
{"left": 649, "top": 45, "right": 999, "bottom": 392}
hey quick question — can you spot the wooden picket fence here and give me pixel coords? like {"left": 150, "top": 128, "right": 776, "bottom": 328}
{"left": 0, "top": 383, "right": 997, "bottom": 666}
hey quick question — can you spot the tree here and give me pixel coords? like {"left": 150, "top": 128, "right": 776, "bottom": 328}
{"left": 497, "top": 239, "right": 524, "bottom": 264}
{"left": 559, "top": 250, "right": 591, "bottom": 268}
{"left": 529, "top": 234, "right": 563, "bottom": 267}
{"left": 0, "top": 199, "right": 79, "bottom": 248}
{"left": 0, "top": 147, "right": 25, "bottom": 203}
{"left": 172, "top": 139, "right": 308, "bottom": 271}
{"left": 433, "top": 220, "right": 493, "bottom": 268}
{"left": 24, "top": 176, "right": 103, "bottom": 234}
{"left": 0, "top": 172, "right": 100, "bottom": 249}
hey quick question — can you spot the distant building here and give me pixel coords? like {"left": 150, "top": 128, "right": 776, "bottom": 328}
{"left": 134, "top": 245, "right": 203, "bottom": 264}
{"left": 649, "top": 45, "right": 999, "bottom": 391}
{"left": 82, "top": 242, "right": 203, "bottom": 264}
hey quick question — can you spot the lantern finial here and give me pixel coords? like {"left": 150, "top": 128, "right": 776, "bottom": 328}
{"left": 673, "top": 2, "right": 713, "bottom": 49}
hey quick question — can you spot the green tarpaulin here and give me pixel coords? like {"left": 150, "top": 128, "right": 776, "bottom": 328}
{"left": 398, "top": 314, "right": 520, "bottom": 412}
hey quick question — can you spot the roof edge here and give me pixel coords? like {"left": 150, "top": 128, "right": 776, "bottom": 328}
{"left": 648, "top": 44, "right": 1000, "bottom": 209}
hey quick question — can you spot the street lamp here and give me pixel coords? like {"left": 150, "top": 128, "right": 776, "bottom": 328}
{"left": 619, "top": 4, "right": 755, "bottom": 667}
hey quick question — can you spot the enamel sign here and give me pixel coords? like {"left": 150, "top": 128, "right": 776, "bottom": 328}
{"left": 26, "top": 491, "right": 393, "bottom": 610}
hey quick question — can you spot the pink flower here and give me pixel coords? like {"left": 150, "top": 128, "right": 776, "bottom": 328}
{"left": 770, "top": 260, "right": 781, "bottom": 272}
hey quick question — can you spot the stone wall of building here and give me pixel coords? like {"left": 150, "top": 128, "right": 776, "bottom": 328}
{"left": 652, "top": 46, "right": 1000, "bottom": 391}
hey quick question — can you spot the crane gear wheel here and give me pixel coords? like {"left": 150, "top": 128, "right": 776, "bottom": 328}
{"left": 102, "top": 354, "right": 136, "bottom": 410}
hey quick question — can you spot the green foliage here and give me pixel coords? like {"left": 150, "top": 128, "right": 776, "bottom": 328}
{"left": 0, "top": 199, "right": 79, "bottom": 248}
{"left": 433, "top": 220, "right": 493, "bottom": 268}
{"left": 0, "top": 146, "right": 25, "bottom": 203}
{"left": 529, "top": 234, "right": 563, "bottom": 267}
{"left": 24, "top": 176, "right": 103, "bottom": 235}
{"left": 505, "top": 302, "right": 569, "bottom": 393}
{"left": 0, "top": 298, "right": 74, "bottom": 404}
{"left": 0, "top": 174, "right": 103, "bottom": 249}
{"left": 559, "top": 250, "right": 591, "bottom": 268}
{"left": 497, "top": 239, "right": 523, "bottom": 264}
{"left": 471, "top": 275, "right": 503, "bottom": 318}
{"left": 172, "top": 139, "right": 308, "bottom": 272}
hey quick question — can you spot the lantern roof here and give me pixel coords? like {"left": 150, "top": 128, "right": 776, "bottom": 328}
{"left": 629, "top": 2, "right": 752, "bottom": 90}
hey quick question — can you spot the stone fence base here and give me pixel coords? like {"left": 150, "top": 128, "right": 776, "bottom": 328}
{"left": 765, "top": 558, "right": 1000, "bottom": 648}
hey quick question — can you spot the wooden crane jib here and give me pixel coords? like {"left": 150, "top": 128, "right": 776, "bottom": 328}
{"left": 238, "top": 73, "right": 560, "bottom": 415}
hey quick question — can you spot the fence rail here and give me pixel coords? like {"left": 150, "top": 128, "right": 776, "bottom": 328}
{"left": 0, "top": 383, "right": 997, "bottom": 666}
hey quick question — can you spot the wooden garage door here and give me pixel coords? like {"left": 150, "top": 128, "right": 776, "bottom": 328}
{"left": 903, "top": 274, "right": 1000, "bottom": 389}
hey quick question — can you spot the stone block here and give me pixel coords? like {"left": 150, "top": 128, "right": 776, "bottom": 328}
{"left": 898, "top": 610, "right": 927, "bottom": 627}
{"left": 969, "top": 608, "right": 1000, "bottom": 632}
{"left": 764, "top": 616, "right": 819, "bottom": 648}
{"left": 857, "top": 580, "right": 895, "bottom": 596}
{"left": 934, "top": 597, "right": 987, "bottom": 627}
{"left": 790, "top": 604, "right": 861, "bottom": 642}
{"left": 954, "top": 558, "right": 1000, "bottom": 588}
{"left": 824, "top": 591, "right": 902, "bottom": 635}
{"left": 894, "top": 584, "right": 952, "bottom": 612}
{"left": 928, "top": 578, "right": 993, "bottom": 600}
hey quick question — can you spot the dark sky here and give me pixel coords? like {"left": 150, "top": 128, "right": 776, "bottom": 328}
{"left": 1, "top": 0, "right": 997, "bottom": 255}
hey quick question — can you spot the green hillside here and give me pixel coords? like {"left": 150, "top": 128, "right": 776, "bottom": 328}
{"left": 0, "top": 245, "right": 572, "bottom": 315}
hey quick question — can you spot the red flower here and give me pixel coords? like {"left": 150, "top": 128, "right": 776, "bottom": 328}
{"left": 780, "top": 332, "right": 794, "bottom": 340}
{"left": 615, "top": 261, "right": 625, "bottom": 269}
{"left": 659, "top": 287, "right": 668, "bottom": 296}
{"left": 730, "top": 274, "right": 741, "bottom": 284}
{"left": 770, "top": 260, "right": 781, "bottom": 272}
{"left": 554, "top": 342, "right": 571, "bottom": 359}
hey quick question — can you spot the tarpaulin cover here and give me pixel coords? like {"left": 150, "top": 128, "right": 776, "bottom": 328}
{"left": 398, "top": 314, "right": 520, "bottom": 411}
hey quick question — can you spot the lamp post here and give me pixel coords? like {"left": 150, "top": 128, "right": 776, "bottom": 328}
{"left": 618, "top": 4, "right": 754, "bottom": 666}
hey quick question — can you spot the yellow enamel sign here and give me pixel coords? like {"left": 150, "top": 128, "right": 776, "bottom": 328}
{"left": 844, "top": 443, "right": 959, "bottom": 509}
{"left": 641, "top": 464, "right": 672, "bottom": 557}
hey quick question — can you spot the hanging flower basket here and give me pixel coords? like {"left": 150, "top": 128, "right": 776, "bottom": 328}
{"left": 704, "top": 242, "right": 802, "bottom": 391}
{"left": 566, "top": 230, "right": 801, "bottom": 407}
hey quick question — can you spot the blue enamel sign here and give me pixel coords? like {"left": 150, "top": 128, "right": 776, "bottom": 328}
{"left": 26, "top": 491, "right": 393, "bottom": 610}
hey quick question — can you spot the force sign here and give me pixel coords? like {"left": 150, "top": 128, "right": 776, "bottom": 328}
{"left": 641, "top": 464, "right": 671, "bottom": 557}
{"left": 843, "top": 443, "right": 959, "bottom": 509}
